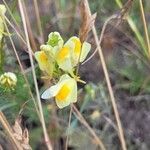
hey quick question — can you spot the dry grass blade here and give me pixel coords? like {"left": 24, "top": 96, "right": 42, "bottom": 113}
{"left": 84, "top": 0, "right": 127, "bottom": 150}
{"left": 22, "top": 2, "right": 37, "bottom": 52}
{"left": 79, "top": 0, "right": 97, "bottom": 43}
{"left": 82, "top": 14, "right": 117, "bottom": 65}
{"left": 119, "top": 0, "right": 134, "bottom": 20}
{"left": 65, "top": 106, "right": 73, "bottom": 150}
{"left": 139, "top": 0, "right": 150, "bottom": 58}
{"left": 18, "top": 0, "right": 53, "bottom": 149}
{"left": 33, "top": 0, "right": 44, "bottom": 43}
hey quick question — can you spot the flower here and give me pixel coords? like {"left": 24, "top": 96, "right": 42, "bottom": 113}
{"left": 56, "top": 36, "right": 91, "bottom": 72}
{"left": 41, "top": 74, "right": 77, "bottom": 109}
{"left": 0, "top": 72, "right": 17, "bottom": 89}
{"left": 34, "top": 50, "right": 54, "bottom": 76}
{"left": 69, "top": 36, "right": 91, "bottom": 65}
{"left": 34, "top": 32, "right": 64, "bottom": 77}
{"left": 56, "top": 39, "right": 74, "bottom": 72}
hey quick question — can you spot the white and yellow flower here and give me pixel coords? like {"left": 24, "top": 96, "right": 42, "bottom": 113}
{"left": 0, "top": 72, "right": 17, "bottom": 89}
{"left": 69, "top": 36, "right": 91, "bottom": 65}
{"left": 55, "top": 36, "right": 91, "bottom": 72}
{"left": 34, "top": 50, "right": 54, "bottom": 76}
{"left": 41, "top": 74, "right": 77, "bottom": 109}
{"left": 56, "top": 40, "right": 74, "bottom": 72}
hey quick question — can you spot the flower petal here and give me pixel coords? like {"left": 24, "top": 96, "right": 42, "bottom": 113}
{"left": 41, "top": 74, "right": 77, "bottom": 109}
{"left": 56, "top": 41, "right": 74, "bottom": 72}
{"left": 80, "top": 42, "right": 91, "bottom": 62}
{"left": 35, "top": 51, "right": 53, "bottom": 76}
{"left": 55, "top": 78, "right": 77, "bottom": 108}
{"left": 41, "top": 74, "right": 72, "bottom": 99}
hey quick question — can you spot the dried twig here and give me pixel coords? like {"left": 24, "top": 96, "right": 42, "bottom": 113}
{"left": 18, "top": 0, "right": 53, "bottom": 149}
{"left": 84, "top": 0, "right": 127, "bottom": 150}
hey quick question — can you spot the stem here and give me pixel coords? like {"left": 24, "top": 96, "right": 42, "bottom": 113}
{"left": 65, "top": 106, "right": 72, "bottom": 150}
{"left": 85, "top": 0, "right": 127, "bottom": 150}
{"left": 33, "top": 0, "right": 44, "bottom": 43}
{"left": 139, "top": 0, "right": 150, "bottom": 58}
{"left": 82, "top": 14, "right": 117, "bottom": 65}
{"left": 18, "top": 0, "right": 52, "bottom": 149}
{"left": 72, "top": 104, "right": 106, "bottom": 150}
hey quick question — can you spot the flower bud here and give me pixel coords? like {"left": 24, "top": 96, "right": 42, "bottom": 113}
{"left": 0, "top": 72, "right": 17, "bottom": 89}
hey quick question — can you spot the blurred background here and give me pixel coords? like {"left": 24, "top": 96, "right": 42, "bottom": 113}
{"left": 0, "top": 0, "right": 150, "bottom": 149}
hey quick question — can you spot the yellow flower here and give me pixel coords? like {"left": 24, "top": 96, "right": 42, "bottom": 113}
{"left": 69, "top": 36, "right": 91, "bottom": 66}
{"left": 0, "top": 72, "right": 17, "bottom": 89}
{"left": 56, "top": 36, "right": 91, "bottom": 72}
{"left": 41, "top": 74, "right": 77, "bottom": 109}
{"left": 56, "top": 40, "right": 74, "bottom": 72}
{"left": 34, "top": 50, "right": 54, "bottom": 76}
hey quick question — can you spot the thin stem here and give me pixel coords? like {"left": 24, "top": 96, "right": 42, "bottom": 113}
{"left": 82, "top": 14, "right": 117, "bottom": 65}
{"left": 18, "top": 1, "right": 52, "bottom": 149}
{"left": 65, "top": 106, "right": 73, "bottom": 150}
{"left": 72, "top": 104, "right": 106, "bottom": 150}
{"left": 22, "top": 2, "right": 37, "bottom": 52}
{"left": 2, "top": 0, "right": 24, "bottom": 36}
{"left": 139, "top": 0, "right": 150, "bottom": 58}
{"left": 85, "top": 0, "right": 127, "bottom": 150}
{"left": 4, "top": 15, "right": 26, "bottom": 45}
{"left": 33, "top": 0, "right": 44, "bottom": 43}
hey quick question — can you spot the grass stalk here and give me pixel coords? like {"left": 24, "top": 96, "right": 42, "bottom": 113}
{"left": 18, "top": 0, "right": 52, "bottom": 149}
{"left": 85, "top": 0, "right": 127, "bottom": 150}
{"left": 72, "top": 104, "right": 106, "bottom": 150}
{"left": 82, "top": 14, "right": 117, "bottom": 65}
{"left": 65, "top": 105, "right": 73, "bottom": 150}
{"left": 139, "top": 0, "right": 150, "bottom": 58}
{"left": 22, "top": 2, "right": 37, "bottom": 52}
{"left": 115, "top": 0, "right": 147, "bottom": 57}
{"left": 33, "top": 0, "right": 44, "bottom": 43}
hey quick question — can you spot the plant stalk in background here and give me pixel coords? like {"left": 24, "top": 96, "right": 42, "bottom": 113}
{"left": 85, "top": 0, "right": 127, "bottom": 150}
{"left": 18, "top": 0, "right": 52, "bottom": 149}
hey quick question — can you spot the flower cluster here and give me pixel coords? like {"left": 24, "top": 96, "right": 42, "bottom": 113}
{"left": 0, "top": 72, "right": 17, "bottom": 90}
{"left": 35, "top": 32, "right": 91, "bottom": 108}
